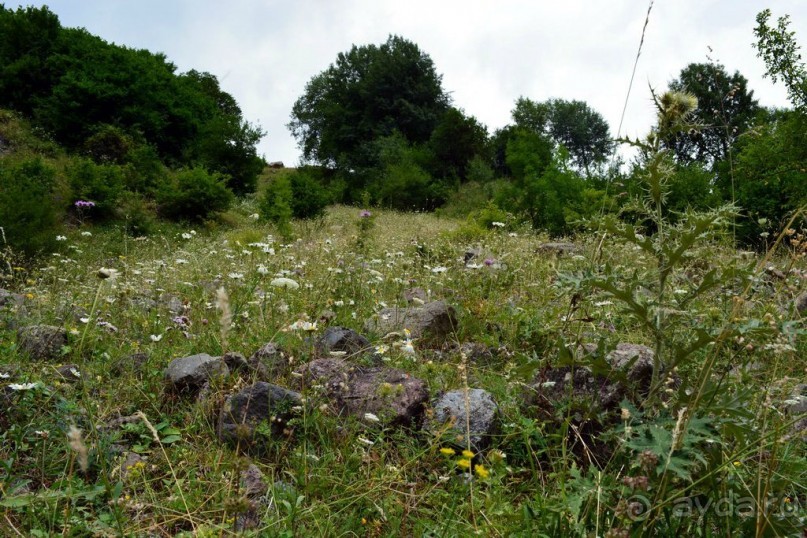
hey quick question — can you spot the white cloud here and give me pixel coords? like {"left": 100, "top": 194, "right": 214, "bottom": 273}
{"left": 37, "top": 0, "right": 807, "bottom": 164}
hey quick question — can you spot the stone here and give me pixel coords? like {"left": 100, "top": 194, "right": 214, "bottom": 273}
{"left": 464, "top": 248, "right": 481, "bottom": 264}
{"left": 537, "top": 242, "right": 580, "bottom": 256}
{"left": 120, "top": 452, "right": 145, "bottom": 480}
{"left": 233, "top": 463, "right": 271, "bottom": 532}
{"left": 55, "top": 364, "right": 82, "bottom": 383}
{"left": 458, "top": 342, "right": 495, "bottom": 364}
{"left": 0, "top": 289, "right": 24, "bottom": 309}
{"left": 314, "top": 326, "right": 373, "bottom": 359}
{"left": 318, "top": 309, "right": 336, "bottom": 324}
{"left": 365, "top": 300, "right": 457, "bottom": 343}
{"left": 17, "top": 325, "right": 67, "bottom": 361}
{"left": 164, "top": 353, "right": 228, "bottom": 395}
{"left": 606, "top": 343, "right": 656, "bottom": 389}
{"left": 428, "top": 389, "right": 500, "bottom": 451}
{"left": 297, "top": 358, "right": 428, "bottom": 427}
{"left": 217, "top": 382, "right": 303, "bottom": 447}
{"left": 795, "top": 293, "right": 807, "bottom": 315}
{"left": 247, "top": 343, "right": 288, "bottom": 379}
{"left": 403, "top": 287, "right": 428, "bottom": 304}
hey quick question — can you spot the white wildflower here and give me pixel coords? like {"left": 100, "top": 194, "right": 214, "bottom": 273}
{"left": 357, "top": 437, "right": 375, "bottom": 447}
{"left": 150, "top": 334, "right": 163, "bottom": 342}
{"left": 271, "top": 277, "right": 300, "bottom": 289}
{"left": 81, "top": 231, "right": 92, "bottom": 237}
{"left": 181, "top": 232, "right": 192, "bottom": 239}
{"left": 0, "top": 372, "right": 9, "bottom": 379}
{"left": 431, "top": 266, "right": 448, "bottom": 274}
{"left": 8, "top": 382, "right": 38, "bottom": 391}
{"left": 56, "top": 235, "right": 67, "bottom": 241}
{"left": 492, "top": 221, "right": 505, "bottom": 228}
{"left": 175, "top": 258, "right": 189, "bottom": 264}
{"left": 288, "top": 320, "right": 317, "bottom": 331}
{"left": 363, "top": 413, "right": 380, "bottom": 423}
{"left": 256, "top": 264, "right": 269, "bottom": 275}
{"left": 228, "top": 272, "right": 244, "bottom": 280}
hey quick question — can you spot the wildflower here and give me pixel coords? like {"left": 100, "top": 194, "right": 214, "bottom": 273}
{"left": 484, "top": 258, "right": 496, "bottom": 266}
{"left": 56, "top": 235, "right": 67, "bottom": 241}
{"left": 363, "top": 413, "right": 380, "bottom": 423}
{"left": 288, "top": 320, "right": 317, "bottom": 331}
{"left": 491, "top": 221, "right": 505, "bottom": 228}
{"left": 81, "top": 231, "right": 92, "bottom": 237}
{"left": 462, "top": 449, "right": 475, "bottom": 459}
{"left": 228, "top": 272, "right": 244, "bottom": 280}
{"left": 440, "top": 447, "right": 456, "bottom": 456}
{"left": 74, "top": 200, "right": 95, "bottom": 209}
{"left": 150, "top": 334, "right": 163, "bottom": 342}
{"left": 270, "top": 277, "right": 300, "bottom": 289}
{"left": 8, "top": 382, "right": 38, "bottom": 391}
{"left": 375, "top": 344, "right": 389, "bottom": 355}
{"left": 357, "top": 436, "right": 375, "bottom": 447}
{"left": 67, "top": 425, "right": 89, "bottom": 472}
{"left": 0, "top": 372, "right": 9, "bottom": 379}
{"left": 249, "top": 213, "right": 260, "bottom": 220}
{"left": 181, "top": 232, "right": 192, "bottom": 240}
{"left": 359, "top": 210, "right": 372, "bottom": 218}
{"left": 431, "top": 266, "right": 448, "bottom": 273}
{"left": 508, "top": 232, "right": 518, "bottom": 237}
{"left": 172, "top": 316, "right": 191, "bottom": 328}
{"left": 97, "top": 267, "right": 118, "bottom": 280}
{"left": 474, "top": 464, "right": 490, "bottom": 479}
{"left": 175, "top": 258, "right": 189, "bottom": 264}
{"left": 256, "top": 264, "right": 269, "bottom": 275}
{"left": 456, "top": 458, "right": 472, "bottom": 470}
{"left": 96, "top": 320, "right": 118, "bottom": 332}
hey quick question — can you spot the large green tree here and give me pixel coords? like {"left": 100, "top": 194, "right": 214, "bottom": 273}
{"left": 511, "top": 97, "right": 612, "bottom": 174}
{"left": 666, "top": 62, "right": 760, "bottom": 169}
{"left": 288, "top": 35, "right": 449, "bottom": 173}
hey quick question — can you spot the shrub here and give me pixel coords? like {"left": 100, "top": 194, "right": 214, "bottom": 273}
{"left": 157, "top": 167, "right": 233, "bottom": 221}
{"left": 0, "top": 156, "right": 62, "bottom": 255}
{"left": 288, "top": 168, "right": 330, "bottom": 219}
{"left": 115, "top": 191, "right": 156, "bottom": 236}
{"left": 258, "top": 175, "right": 293, "bottom": 237}
{"left": 66, "top": 158, "right": 126, "bottom": 221}
{"left": 83, "top": 124, "right": 132, "bottom": 164}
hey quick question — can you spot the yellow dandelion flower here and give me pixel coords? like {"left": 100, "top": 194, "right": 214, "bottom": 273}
{"left": 440, "top": 447, "right": 456, "bottom": 456}
{"left": 456, "top": 458, "right": 471, "bottom": 470}
{"left": 474, "top": 464, "right": 490, "bottom": 479}
{"left": 462, "top": 449, "right": 475, "bottom": 459}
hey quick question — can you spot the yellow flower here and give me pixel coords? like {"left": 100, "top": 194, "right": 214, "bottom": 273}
{"left": 440, "top": 447, "right": 456, "bottom": 456}
{"left": 25, "top": 293, "right": 34, "bottom": 299}
{"left": 733, "top": 461, "right": 741, "bottom": 467}
{"left": 462, "top": 449, "right": 475, "bottom": 459}
{"left": 474, "top": 465, "right": 490, "bottom": 479}
{"left": 456, "top": 458, "right": 471, "bottom": 470}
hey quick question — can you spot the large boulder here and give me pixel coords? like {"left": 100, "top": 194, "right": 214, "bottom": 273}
{"left": 164, "top": 353, "right": 228, "bottom": 396}
{"left": 217, "top": 382, "right": 302, "bottom": 448}
{"left": 296, "top": 358, "right": 428, "bottom": 427}
{"left": 364, "top": 300, "right": 457, "bottom": 343}
{"left": 17, "top": 325, "right": 67, "bottom": 361}
{"left": 428, "top": 388, "right": 500, "bottom": 452}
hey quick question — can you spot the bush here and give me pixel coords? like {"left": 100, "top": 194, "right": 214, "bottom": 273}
{"left": 0, "top": 156, "right": 63, "bottom": 255}
{"left": 288, "top": 168, "right": 330, "bottom": 219}
{"left": 66, "top": 158, "right": 126, "bottom": 221}
{"left": 115, "top": 191, "right": 156, "bottom": 236}
{"left": 258, "top": 175, "right": 293, "bottom": 237}
{"left": 157, "top": 167, "right": 233, "bottom": 221}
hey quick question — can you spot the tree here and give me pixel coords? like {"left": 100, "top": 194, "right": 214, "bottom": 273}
{"left": 511, "top": 97, "right": 612, "bottom": 174}
{"left": 427, "top": 107, "right": 489, "bottom": 181}
{"left": 754, "top": 9, "right": 807, "bottom": 111}
{"left": 666, "top": 62, "right": 760, "bottom": 168}
{"left": 288, "top": 35, "right": 449, "bottom": 174}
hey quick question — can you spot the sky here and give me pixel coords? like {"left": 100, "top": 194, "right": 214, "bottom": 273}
{"left": 25, "top": 1, "right": 807, "bottom": 165}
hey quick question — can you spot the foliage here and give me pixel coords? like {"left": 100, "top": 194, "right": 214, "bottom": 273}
{"left": 754, "top": 9, "right": 807, "bottom": 111}
{"left": 427, "top": 107, "right": 489, "bottom": 181}
{"left": 287, "top": 168, "right": 331, "bottom": 220}
{"left": 666, "top": 62, "right": 760, "bottom": 169}
{"left": 66, "top": 158, "right": 126, "bottom": 221}
{"left": 157, "top": 167, "right": 233, "bottom": 222}
{"left": 258, "top": 175, "right": 294, "bottom": 237}
{"left": 289, "top": 34, "right": 448, "bottom": 175}
{"left": 0, "top": 156, "right": 62, "bottom": 255}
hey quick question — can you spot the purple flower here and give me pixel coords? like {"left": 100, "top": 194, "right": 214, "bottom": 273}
{"left": 484, "top": 258, "right": 496, "bottom": 266}
{"left": 359, "top": 209, "right": 372, "bottom": 218}
{"left": 172, "top": 315, "right": 191, "bottom": 328}
{"left": 74, "top": 200, "right": 95, "bottom": 209}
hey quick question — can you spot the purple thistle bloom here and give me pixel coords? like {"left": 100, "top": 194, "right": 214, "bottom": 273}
{"left": 74, "top": 200, "right": 95, "bottom": 208}
{"left": 484, "top": 258, "right": 496, "bottom": 266}
{"left": 359, "top": 209, "right": 372, "bottom": 218}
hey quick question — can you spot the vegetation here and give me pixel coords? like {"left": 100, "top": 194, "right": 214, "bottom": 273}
{"left": 0, "top": 5, "right": 806, "bottom": 536}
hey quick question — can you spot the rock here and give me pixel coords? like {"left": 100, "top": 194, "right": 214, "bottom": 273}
{"left": 458, "top": 342, "right": 495, "bottom": 364}
{"left": 403, "top": 287, "right": 428, "bottom": 304}
{"left": 17, "top": 325, "right": 67, "bottom": 361}
{"left": 606, "top": 343, "right": 655, "bottom": 389}
{"left": 785, "top": 385, "right": 807, "bottom": 441}
{"left": 247, "top": 343, "right": 288, "bottom": 379}
{"left": 120, "top": 452, "right": 145, "bottom": 480}
{"left": 297, "top": 359, "right": 428, "bottom": 427}
{"left": 365, "top": 300, "right": 457, "bottom": 343}
{"left": 537, "top": 242, "right": 580, "bottom": 256}
{"left": 0, "top": 289, "right": 24, "bottom": 309}
{"left": 314, "top": 326, "right": 373, "bottom": 359}
{"left": 164, "top": 353, "right": 228, "bottom": 396}
{"left": 110, "top": 352, "right": 149, "bottom": 376}
{"left": 162, "top": 294, "right": 184, "bottom": 315}
{"left": 428, "top": 389, "right": 500, "bottom": 451}
{"left": 268, "top": 161, "right": 284, "bottom": 169}
{"left": 464, "top": 248, "right": 481, "bottom": 265}
{"left": 318, "top": 309, "right": 336, "bottom": 324}
{"left": 217, "top": 382, "right": 302, "bottom": 448}
{"left": 234, "top": 464, "right": 271, "bottom": 532}
{"left": 55, "top": 364, "right": 82, "bottom": 383}
{"left": 795, "top": 293, "right": 807, "bottom": 315}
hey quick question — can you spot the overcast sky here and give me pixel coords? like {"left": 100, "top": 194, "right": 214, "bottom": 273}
{"left": 28, "top": 1, "right": 807, "bottom": 164}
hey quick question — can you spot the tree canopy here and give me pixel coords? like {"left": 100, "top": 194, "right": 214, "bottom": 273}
{"left": 288, "top": 35, "right": 449, "bottom": 171}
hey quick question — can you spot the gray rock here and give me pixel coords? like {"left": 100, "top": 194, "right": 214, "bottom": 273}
{"left": 233, "top": 463, "right": 271, "bottom": 532}
{"left": 315, "top": 326, "right": 373, "bottom": 358}
{"left": 55, "top": 364, "right": 82, "bottom": 383}
{"left": 297, "top": 359, "right": 428, "bottom": 427}
{"left": 217, "top": 382, "right": 303, "bottom": 447}
{"left": 403, "top": 287, "right": 428, "bottom": 304}
{"left": 458, "top": 342, "right": 495, "bottom": 364}
{"left": 365, "top": 300, "right": 457, "bottom": 343}
{"left": 120, "top": 452, "right": 145, "bottom": 480}
{"left": 464, "top": 248, "right": 481, "bottom": 264}
{"left": 795, "top": 293, "right": 807, "bottom": 315}
{"left": 248, "top": 343, "right": 288, "bottom": 379}
{"left": 17, "top": 325, "right": 67, "bottom": 361}
{"left": 607, "top": 343, "right": 655, "bottom": 388}
{"left": 428, "top": 389, "right": 500, "bottom": 451}
{"left": 0, "top": 289, "right": 24, "bottom": 309}
{"left": 537, "top": 242, "right": 580, "bottom": 256}
{"left": 164, "top": 353, "right": 228, "bottom": 395}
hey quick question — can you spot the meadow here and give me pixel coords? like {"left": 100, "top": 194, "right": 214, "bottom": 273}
{"left": 1, "top": 196, "right": 805, "bottom": 537}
